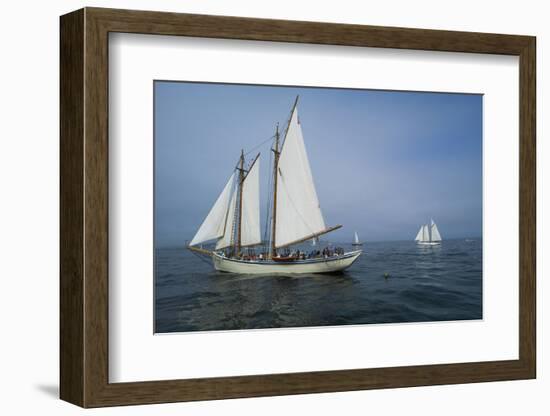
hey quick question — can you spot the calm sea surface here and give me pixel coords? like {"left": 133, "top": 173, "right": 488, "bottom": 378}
{"left": 155, "top": 239, "right": 482, "bottom": 333}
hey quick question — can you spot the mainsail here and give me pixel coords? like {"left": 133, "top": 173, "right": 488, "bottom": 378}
{"left": 274, "top": 105, "right": 329, "bottom": 248}
{"left": 189, "top": 173, "right": 235, "bottom": 246}
{"left": 354, "top": 232, "right": 360, "bottom": 244}
{"left": 430, "top": 220, "right": 442, "bottom": 242}
{"left": 240, "top": 156, "right": 261, "bottom": 247}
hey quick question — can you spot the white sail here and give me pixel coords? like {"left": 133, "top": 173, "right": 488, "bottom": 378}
{"left": 422, "top": 224, "right": 430, "bottom": 242}
{"left": 431, "top": 220, "right": 442, "bottom": 242}
{"left": 275, "top": 106, "right": 326, "bottom": 248}
{"left": 190, "top": 173, "right": 235, "bottom": 246}
{"left": 354, "top": 232, "right": 360, "bottom": 244}
{"left": 215, "top": 189, "right": 237, "bottom": 250}
{"left": 240, "top": 157, "right": 261, "bottom": 247}
{"left": 414, "top": 226, "right": 424, "bottom": 241}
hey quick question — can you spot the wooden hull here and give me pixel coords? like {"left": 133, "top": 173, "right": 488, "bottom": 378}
{"left": 212, "top": 250, "right": 362, "bottom": 274}
{"left": 272, "top": 255, "right": 299, "bottom": 262}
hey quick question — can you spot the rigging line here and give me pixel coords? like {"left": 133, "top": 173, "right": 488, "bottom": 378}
{"left": 244, "top": 134, "right": 276, "bottom": 156}
{"left": 246, "top": 97, "right": 295, "bottom": 157}
{"left": 189, "top": 248, "right": 214, "bottom": 266}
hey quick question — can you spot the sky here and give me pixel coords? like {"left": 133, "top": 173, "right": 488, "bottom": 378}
{"left": 154, "top": 81, "right": 482, "bottom": 247}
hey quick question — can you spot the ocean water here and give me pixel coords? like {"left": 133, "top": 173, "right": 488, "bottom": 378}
{"left": 155, "top": 239, "right": 482, "bottom": 333}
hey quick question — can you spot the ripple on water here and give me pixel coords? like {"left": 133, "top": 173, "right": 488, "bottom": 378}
{"left": 154, "top": 240, "right": 482, "bottom": 332}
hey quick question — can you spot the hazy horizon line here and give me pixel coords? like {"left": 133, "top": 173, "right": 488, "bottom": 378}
{"left": 155, "top": 236, "right": 483, "bottom": 250}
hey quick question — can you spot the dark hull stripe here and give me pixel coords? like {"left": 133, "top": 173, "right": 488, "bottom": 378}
{"left": 212, "top": 251, "right": 361, "bottom": 265}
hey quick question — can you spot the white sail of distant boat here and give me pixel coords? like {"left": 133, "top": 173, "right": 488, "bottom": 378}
{"left": 187, "top": 96, "right": 362, "bottom": 274}
{"left": 415, "top": 219, "right": 442, "bottom": 245}
{"left": 430, "top": 219, "right": 442, "bottom": 242}
{"left": 352, "top": 231, "right": 363, "bottom": 246}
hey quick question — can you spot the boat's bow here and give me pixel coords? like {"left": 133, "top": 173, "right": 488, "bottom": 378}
{"left": 187, "top": 245, "right": 214, "bottom": 256}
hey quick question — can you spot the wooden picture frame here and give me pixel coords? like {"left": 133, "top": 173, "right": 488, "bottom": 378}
{"left": 60, "top": 7, "right": 536, "bottom": 408}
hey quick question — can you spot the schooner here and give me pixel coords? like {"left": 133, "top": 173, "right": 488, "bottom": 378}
{"left": 187, "top": 97, "right": 362, "bottom": 274}
{"left": 415, "top": 219, "right": 442, "bottom": 246}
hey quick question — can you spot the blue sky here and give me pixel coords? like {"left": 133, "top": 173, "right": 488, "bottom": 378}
{"left": 154, "top": 81, "right": 482, "bottom": 247}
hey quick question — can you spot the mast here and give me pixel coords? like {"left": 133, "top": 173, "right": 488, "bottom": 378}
{"left": 236, "top": 149, "right": 245, "bottom": 254}
{"left": 271, "top": 124, "right": 280, "bottom": 258}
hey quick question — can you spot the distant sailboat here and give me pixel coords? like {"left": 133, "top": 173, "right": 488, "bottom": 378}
{"left": 352, "top": 231, "right": 363, "bottom": 246}
{"left": 187, "top": 96, "right": 362, "bottom": 274}
{"left": 415, "top": 219, "right": 442, "bottom": 246}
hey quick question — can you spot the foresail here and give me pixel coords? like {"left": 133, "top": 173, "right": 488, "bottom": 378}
{"left": 189, "top": 173, "right": 235, "bottom": 246}
{"left": 275, "top": 106, "right": 326, "bottom": 248}
{"left": 415, "top": 226, "right": 423, "bottom": 241}
{"left": 215, "top": 189, "right": 237, "bottom": 250}
{"left": 431, "top": 222, "right": 442, "bottom": 241}
{"left": 241, "top": 156, "right": 261, "bottom": 247}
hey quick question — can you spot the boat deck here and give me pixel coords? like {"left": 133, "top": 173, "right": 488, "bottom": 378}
{"left": 213, "top": 250, "right": 362, "bottom": 265}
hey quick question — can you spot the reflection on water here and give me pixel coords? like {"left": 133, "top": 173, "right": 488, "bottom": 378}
{"left": 155, "top": 239, "right": 482, "bottom": 333}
